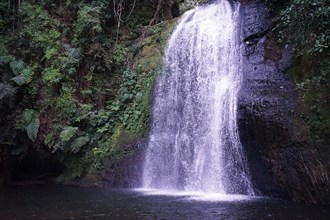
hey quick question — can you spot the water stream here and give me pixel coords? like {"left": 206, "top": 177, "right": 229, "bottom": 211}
{"left": 142, "top": 0, "right": 253, "bottom": 195}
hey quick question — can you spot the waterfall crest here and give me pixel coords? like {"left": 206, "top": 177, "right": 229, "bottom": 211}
{"left": 142, "top": 0, "right": 254, "bottom": 195}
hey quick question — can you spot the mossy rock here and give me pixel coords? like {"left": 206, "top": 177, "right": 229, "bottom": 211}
{"left": 133, "top": 19, "right": 178, "bottom": 72}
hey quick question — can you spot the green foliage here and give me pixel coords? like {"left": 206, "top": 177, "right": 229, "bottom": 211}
{"left": 42, "top": 67, "right": 62, "bottom": 83}
{"left": 26, "top": 116, "right": 40, "bottom": 142}
{"left": 296, "top": 60, "right": 330, "bottom": 141}
{"left": 0, "top": 83, "right": 16, "bottom": 100}
{"left": 269, "top": 0, "right": 330, "bottom": 145}
{"left": 11, "top": 75, "right": 27, "bottom": 85}
{"left": 62, "top": 44, "right": 81, "bottom": 75}
{"left": 0, "top": 0, "right": 166, "bottom": 181}
{"left": 60, "top": 154, "right": 91, "bottom": 180}
{"left": 92, "top": 138, "right": 123, "bottom": 170}
{"left": 60, "top": 126, "right": 78, "bottom": 142}
{"left": 0, "top": 55, "right": 14, "bottom": 65}
{"left": 56, "top": 86, "right": 77, "bottom": 116}
{"left": 71, "top": 136, "right": 90, "bottom": 153}
{"left": 0, "top": 56, "right": 34, "bottom": 85}
{"left": 21, "top": 3, "right": 61, "bottom": 50}
{"left": 113, "top": 44, "right": 129, "bottom": 65}
{"left": 119, "top": 68, "right": 155, "bottom": 134}
{"left": 179, "top": 0, "right": 205, "bottom": 13}
{"left": 9, "top": 59, "right": 25, "bottom": 76}
{"left": 17, "top": 109, "right": 40, "bottom": 142}
{"left": 67, "top": 158, "right": 86, "bottom": 179}
{"left": 44, "top": 130, "right": 56, "bottom": 148}
{"left": 74, "top": 4, "right": 104, "bottom": 39}
{"left": 22, "top": 109, "right": 35, "bottom": 124}
{"left": 11, "top": 65, "right": 34, "bottom": 85}
{"left": 272, "top": 0, "right": 329, "bottom": 56}
{"left": 0, "top": 0, "right": 10, "bottom": 30}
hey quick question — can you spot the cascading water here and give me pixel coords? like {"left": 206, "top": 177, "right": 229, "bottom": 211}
{"left": 142, "top": 0, "right": 254, "bottom": 195}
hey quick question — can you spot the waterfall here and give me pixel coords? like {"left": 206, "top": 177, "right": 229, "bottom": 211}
{"left": 142, "top": 0, "right": 254, "bottom": 195}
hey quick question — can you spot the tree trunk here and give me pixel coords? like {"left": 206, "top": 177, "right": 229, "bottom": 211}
{"left": 164, "top": 0, "right": 174, "bottom": 20}
{"left": 149, "top": 0, "right": 175, "bottom": 26}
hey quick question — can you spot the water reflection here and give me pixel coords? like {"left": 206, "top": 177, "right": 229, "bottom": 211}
{"left": 0, "top": 185, "right": 329, "bottom": 219}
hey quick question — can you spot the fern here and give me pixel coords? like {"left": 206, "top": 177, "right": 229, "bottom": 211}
{"left": 0, "top": 83, "right": 16, "bottom": 100}
{"left": 9, "top": 59, "right": 25, "bottom": 76}
{"left": 26, "top": 116, "right": 39, "bottom": 142}
{"left": 66, "top": 157, "right": 85, "bottom": 179}
{"left": 1, "top": 71, "right": 13, "bottom": 82}
{"left": 22, "top": 109, "right": 35, "bottom": 125}
{"left": 16, "top": 109, "right": 40, "bottom": 142}
{"left": 22, "top": 67, "right": 34, "bottom": 83}
{"left": 44, "top": 132, "right": 55, "bottom": 147}
{"left": 64, "top": 44, "right": 81, "bottom": 62}
{"left": 0, "top": 56, "right": 33, "bottom": 85}
{"left": 10, "top": 65, "right": 34, "bottom": 85}
{"left": 44, "top": 47, "right": 57, "bottom": 60}
{"left": 60, "top": 126, "right": 78, "bottom": 142}
{"left": 71, "top": 136, "right": 90, "bottom": 153}
{"left": 11, "top": 75, "right": 27, "bottom": 85}
{"left": 42, "top": 67, "right": 62, "bottom": 83}
{"left": 62, "top": 44, "right": 81, "bottom": 75}
{"left": 0, "top": 55, "right": 14, "bottom": 65}
{"left": 52, "top": 142, "right": 64, "bottom": 153}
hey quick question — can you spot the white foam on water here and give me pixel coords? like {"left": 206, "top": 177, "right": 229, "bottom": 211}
{"left": 133, "top": 188, "right": 255, "bottom": 202}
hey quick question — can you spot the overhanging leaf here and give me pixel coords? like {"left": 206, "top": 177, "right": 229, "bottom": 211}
{"left": 9, "top": 59, "right": 25, "bottom": 76}
{"left": 22, "top": 109, "right": 35, "bottom": 125}
{"left": 0, "top": 83, "right": 16, "bottom": 99}
{"left": 26, "top": 116, "right": 39, "bottom": 142}
{"left": 71, "top": 136, "right": 90, "bottom": 153}
{"left": 11, "top": 75, "right": 27, "bottom": 85}
{"left": 60, "top": 126, "right": 78, "bottom": 142}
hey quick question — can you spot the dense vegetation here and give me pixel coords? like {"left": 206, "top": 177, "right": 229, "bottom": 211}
{"left": 0, "top": 0, "right": 182, "bottom": 182}
{"left": 268, "top": 0, "right": 329, "bottom": 146}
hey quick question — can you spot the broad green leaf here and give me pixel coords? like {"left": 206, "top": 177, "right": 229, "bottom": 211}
{"left": 26, "top": 116, "right": 39, "bottom": 142}
{"left": 60, "top": 126, "right": 78, "bottom": 142}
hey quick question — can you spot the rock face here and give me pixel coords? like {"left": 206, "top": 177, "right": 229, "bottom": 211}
{"left": 105, "top": 141, "right": 145, "bottom": 188}
{"left": 238, "top": 0, "right": 296, "bottom": 197}
{"left": 238, "top": 0, "right": 330, "bottom": 204}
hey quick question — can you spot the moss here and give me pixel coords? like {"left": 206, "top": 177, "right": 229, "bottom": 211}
{"left": 276, "top": 43, "right": 330, "bottom": 204}
{"left": 134, "top": 19, "right": 177, "bottom": 71}
{"left": 287, "top": 53, "right": 330, "bottom": 143}
{"left": 118, "top": 19, "right": 177, "bottom": 140}
{"left": 136, "top": 45, "right": 162, "bottom": 71}
{"left": 112, "top": 124, "right": 139, "bottom": 148}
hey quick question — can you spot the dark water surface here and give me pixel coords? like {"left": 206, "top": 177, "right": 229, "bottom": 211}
{"left": 0, "top": 185, "right": 329, "bottom": 220}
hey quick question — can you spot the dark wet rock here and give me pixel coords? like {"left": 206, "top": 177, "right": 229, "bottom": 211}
{"left": 105, "top": 140, "right": 146, "bottom": 188}
{"left": 238, "top": 0, "right": 330, "bottom": 204}
{"left": 73, "top": 140, "right": 146, "bottom": 188}
{"left": 238, "top": 0, "right": 297, "bottom": 198}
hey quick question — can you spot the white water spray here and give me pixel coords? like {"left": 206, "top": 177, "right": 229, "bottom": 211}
{"left": 142, "top": 0, "right": 254, "bottom": 195}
